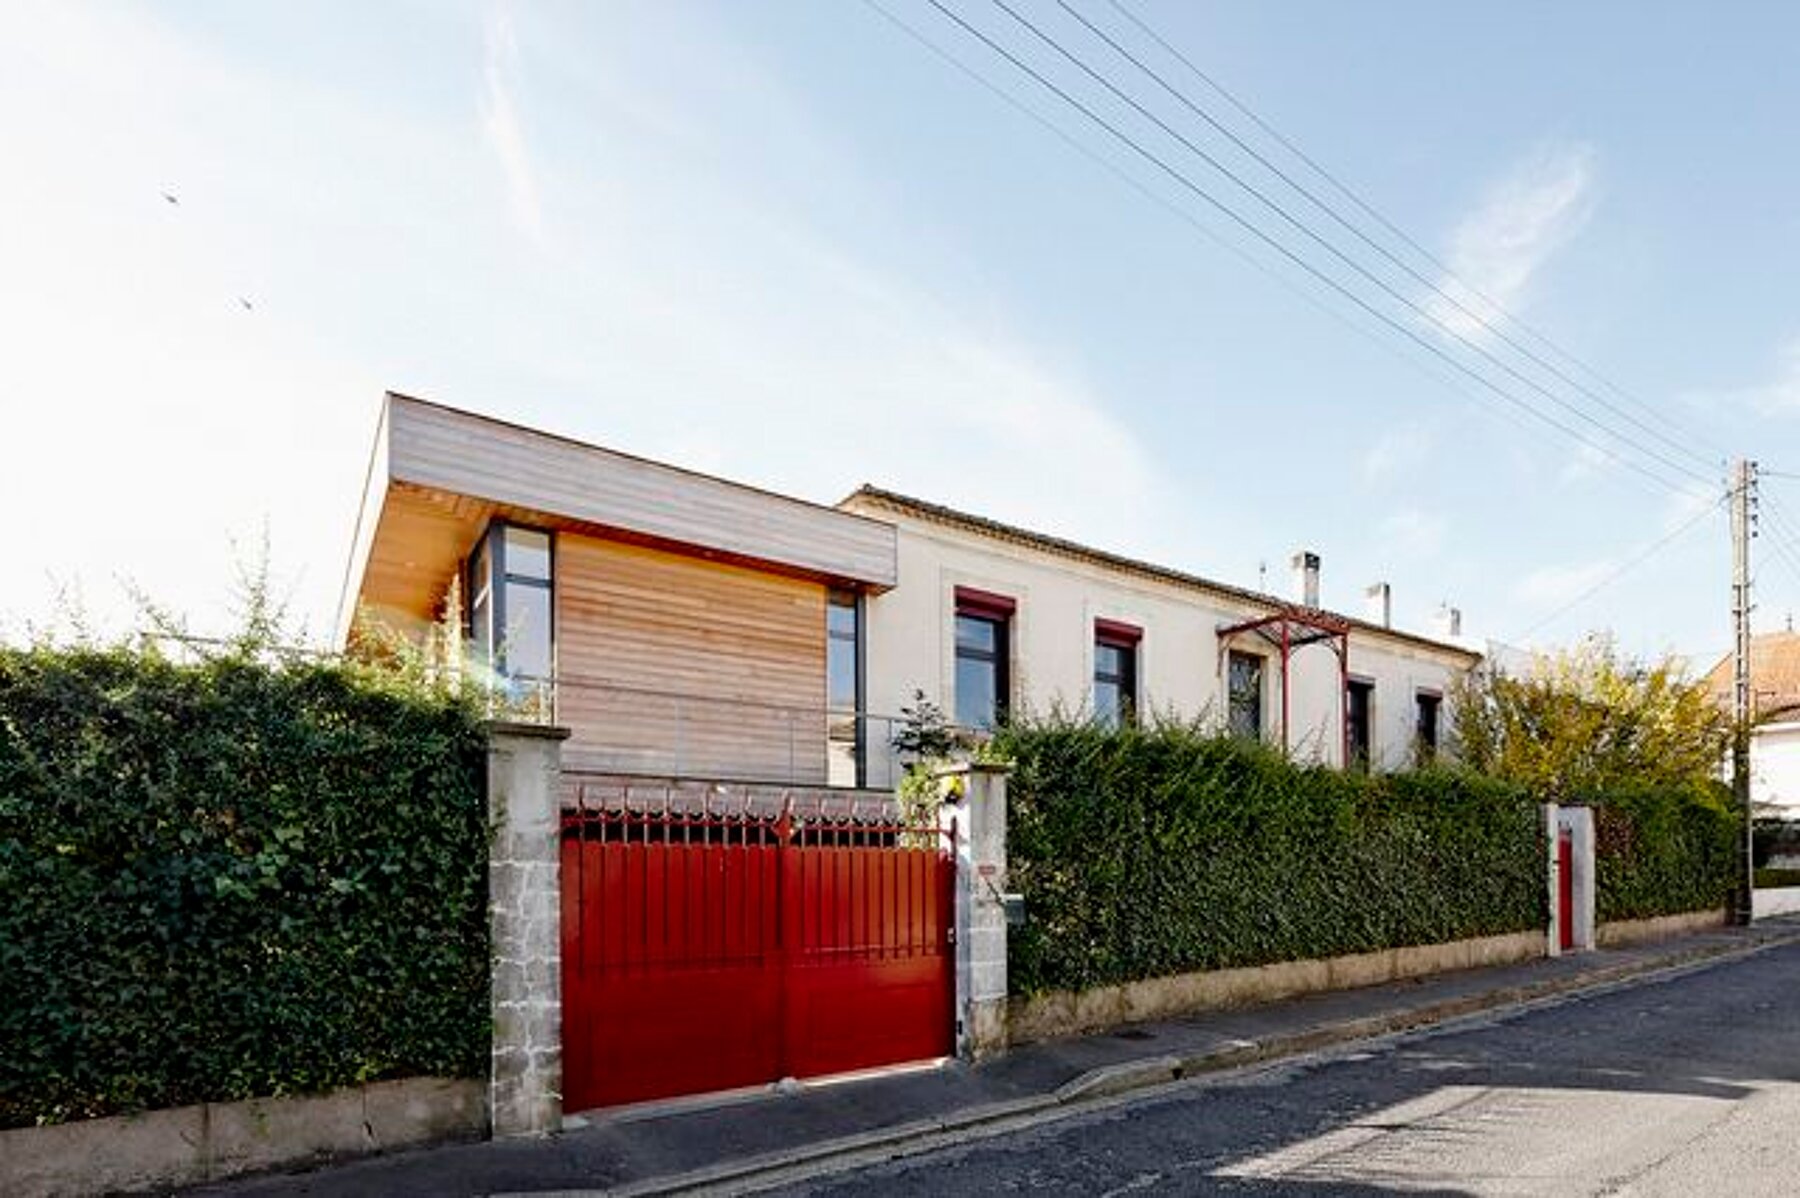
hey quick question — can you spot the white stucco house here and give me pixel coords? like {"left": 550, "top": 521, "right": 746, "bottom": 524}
{"left": 1705, "top": 630, "right": 1800, "bottom": 816}
{"left": 838, "top": 487, "right": 1480, "bottom": 774}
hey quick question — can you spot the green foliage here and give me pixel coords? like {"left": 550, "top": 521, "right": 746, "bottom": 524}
{"left": 1588, "top": 781, "right": 1738, "bottom": 921}
{"left": 996, "top": 718, "right": 1547, "bottom": 996}
{"left": 1755, "top": 867, "right": 1800, "bottom": 889}
{"left": 0, "top": 644, "right": 489, "bottom": 1129}
{"left": 890, "top": 689, "right": 962, "bottom": 763}
{"left": 1451, "top": 637, "right": 1730, "bottom": 800}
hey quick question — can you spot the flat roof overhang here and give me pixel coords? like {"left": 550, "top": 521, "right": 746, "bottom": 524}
{"left": 337, "top": 393, "right": 900, "bottom": 644}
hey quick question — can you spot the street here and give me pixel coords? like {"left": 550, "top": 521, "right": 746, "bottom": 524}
{"left": 775, "top": 941, "right": 1800, "bottom": 1197}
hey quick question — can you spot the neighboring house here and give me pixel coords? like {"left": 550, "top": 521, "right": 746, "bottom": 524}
{"left": 1703, "top": 631, "right": 1800, "bottom": 816}
{"left": 340, "top": 393, "right": 1480, "bottom": 785}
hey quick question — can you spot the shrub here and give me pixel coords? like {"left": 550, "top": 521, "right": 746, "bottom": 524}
{"left": 0, "top": 645, "right": 489, "bottom": 1128}
{"left": 996, "top": 719, "right": 1545, "bottom": 996}
{"left": 1587, "top": 781, "right": 1737, "bottom": 922}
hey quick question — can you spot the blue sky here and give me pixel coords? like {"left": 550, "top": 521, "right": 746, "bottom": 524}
{"left": 5, "top": 1, "right": 1799, "bottom": 666}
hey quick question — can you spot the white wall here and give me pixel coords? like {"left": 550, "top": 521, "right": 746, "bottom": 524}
{"left": 1752, "top": 722, "right": 1800, "bottom": 814}
{"left": 856, "top": 510, "right": 1476, "bottom": 769}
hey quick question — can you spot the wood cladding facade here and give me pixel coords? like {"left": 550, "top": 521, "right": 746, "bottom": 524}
{"left": 556, "top": 533, "right": 830, "bottom": 784}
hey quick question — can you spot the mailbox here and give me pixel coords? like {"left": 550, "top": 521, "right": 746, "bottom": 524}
{"left": 1001, "top": 892, "right": 1028, "bottom": 928}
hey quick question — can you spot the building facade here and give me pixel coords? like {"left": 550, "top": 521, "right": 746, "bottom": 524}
{"left": 341, "top": 394, "right": 1480, "bottom": 785}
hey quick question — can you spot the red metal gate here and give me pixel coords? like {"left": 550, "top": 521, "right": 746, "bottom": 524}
{"left": 1557, "top": 827, "right": 1575, "bottom": 951}
{"left": 559, "top": 791, "right": 957, "bottom": 1112}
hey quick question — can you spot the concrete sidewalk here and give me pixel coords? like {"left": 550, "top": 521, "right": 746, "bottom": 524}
{"left": 195, "top": 919, "right": 1800, "bottom": 1198}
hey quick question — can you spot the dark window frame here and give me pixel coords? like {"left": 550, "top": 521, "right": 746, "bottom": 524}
{"left": 1093, "top": 619, "right": 1141, "bottom": 728}
{"left": 954, "top": 586, "right": 1014, "bottom": 731}
{"left": 465, "top": 520, "right": 557, "bottom": 698}
{"left": 827, "top": 588, "right": 866, "bottom": 787}
{"left": 1346, "top": 676, "right": 1375, "bottom": 771}
{"left": 1227, "top": 649, "right": 1266, "bottom": 742}
{"left": 1415, "top": 689, "right": 1443, "bottom": 760}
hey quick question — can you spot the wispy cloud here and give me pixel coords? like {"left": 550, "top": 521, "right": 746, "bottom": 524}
{"left": 1425, "top": 143, "right": 1597, "bottom": 342}
{"left": 1361, "top": 423, "right": 1432, "bottom": 485}
{"left": 480, "top": 4, "right": 543, "bottom": 243}
{"left": 1514, "top": 559, "right": 1613, "bottom": 607}
{"left": 1376, "top": 507, "right": 1448, "bottom": 558}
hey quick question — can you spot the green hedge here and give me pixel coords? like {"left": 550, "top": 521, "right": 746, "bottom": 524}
{"left": 1756, "top": 867, "right": 1800, "bottom": 890}
{"left": 996, "top": 721, "right": 1546, "bottom": 997}
{"left": 0, "top": 647, "right": 489, "bottom": 1129}
{"left": 1589, "top": 783, "right": 1737, "bottom": 921}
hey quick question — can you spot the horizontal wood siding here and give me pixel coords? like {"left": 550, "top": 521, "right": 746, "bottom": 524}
{"left": 386, "top": 395, "right": 896, "bottom": 588}
{"left": 557, "top": 534, "right": 829, "bottom": 784}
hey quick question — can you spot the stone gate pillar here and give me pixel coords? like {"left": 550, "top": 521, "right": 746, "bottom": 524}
{"left": 939, "top": 762, "right": 1010, "bottom": 1060}
{"left": 486, "top": 722, "right": 570, "bottom": 1137}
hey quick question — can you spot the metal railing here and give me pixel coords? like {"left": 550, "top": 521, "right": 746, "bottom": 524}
{"left": 544, "top": 674, "right": 909, "bottom": 790}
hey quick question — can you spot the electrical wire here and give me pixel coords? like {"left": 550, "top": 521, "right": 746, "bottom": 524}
{"left": 1510, "top": 492, "right": 1726, "bottom": 644}
{"left": 983, "top": 0, "right": 1715, "bottom": 490}
{"left": 917, "top": 0, "right": 1702, "bottom": 493}
{"left": 1058, "top": 0, "right": 1720, "bottom": 478}
{"left": 1101, "top": 0, "right": 1730, "bottom": 466}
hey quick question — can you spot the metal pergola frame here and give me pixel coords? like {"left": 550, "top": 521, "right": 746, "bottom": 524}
{"left": 1217, "top": 606, "right": 1352, "bottom": 760}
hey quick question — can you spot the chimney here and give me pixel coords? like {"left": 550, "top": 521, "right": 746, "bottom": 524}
{"left": 1291, "top": 550, "right": 1321, "bottom": 608}
{"left": 1365, "top": 582, "right": 1392, "bottom": 628}
{"left": 1433, "top": 604, "right": 1463, "bottom": 639}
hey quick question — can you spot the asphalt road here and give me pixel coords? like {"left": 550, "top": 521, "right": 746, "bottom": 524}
{"left": 773, "top": 941, "right": 1800, "bottom": 1197}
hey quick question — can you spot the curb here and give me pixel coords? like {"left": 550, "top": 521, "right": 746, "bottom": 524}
{"left": 601, "top": 927, "right": 1800, "bottom": 1197}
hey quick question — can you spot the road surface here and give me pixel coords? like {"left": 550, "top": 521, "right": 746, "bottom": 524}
{"left": 777, "top": 941, "right": 1800, "bottom": 1196}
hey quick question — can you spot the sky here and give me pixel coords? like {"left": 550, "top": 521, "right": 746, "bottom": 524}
{"left": 5, "top": 1, "right": 1800, "bottom": 667}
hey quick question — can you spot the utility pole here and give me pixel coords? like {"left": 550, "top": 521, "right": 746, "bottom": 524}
{"left": 1731, "top": 458, "right": 1758, "bottom": 925}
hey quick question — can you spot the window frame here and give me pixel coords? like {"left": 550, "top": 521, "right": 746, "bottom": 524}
{"left": 826, "top": 588, "right": 866, "bottom": 787}
{"left": 1093, "top": 618, "right": 1142, "bottom": 728}
{"left": 1227, "top": 649, "right": 1266, "bottom": 742}
{"left": 953, "top": 586, "right": 1014, "bottom": 732}
{"left": 1346, "top": 675, "right": 1375, "bottom": 771}
{"left": 1415, "top": 688, "right": 1443, "bottom": 760}
{"left": 465, "top": 520, "right": 557, "bottom": 704}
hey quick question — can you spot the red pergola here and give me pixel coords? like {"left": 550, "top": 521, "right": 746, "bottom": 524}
{"left": 1217, "top": 606, "right": 1352, "bottom": 760}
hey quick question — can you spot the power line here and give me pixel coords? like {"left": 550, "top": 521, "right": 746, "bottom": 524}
{"left": 984, "top": 0, "right": 1715, "bottom": 490}
{"left": 920, "top": 0, "right": 1701, "bottom": 493}
{"left": 859, "top": 0, "right": 1646, "bottom": 477}
{"left": 1101, "top": 0, "right": 1730, "bottom": 467}
{"left": 1510, "top": 491, "right": 1725, "bottom": 644}
{"left": 1057, "top": 0, "right": 1720, "bottom": 478}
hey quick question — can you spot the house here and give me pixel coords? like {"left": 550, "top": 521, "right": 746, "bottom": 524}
{"left": 339, "top": 393, "right": 1481, "bottom": 786}
{"left": 1703, "top": 630, "right": 1800, "bottom": 816}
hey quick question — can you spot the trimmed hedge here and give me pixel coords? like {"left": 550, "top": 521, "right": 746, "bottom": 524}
{"left": 1756, "top": 867, "right": 1800, "bottom": 890}
{"left": 0, "top": 647, "right": 489, "bottom": 1129}
{"left": 1589, "top": 782, "right": 1737, "bottom": 921}
{"left": 997, "top": 721, "right": 1546, "bottom": 997}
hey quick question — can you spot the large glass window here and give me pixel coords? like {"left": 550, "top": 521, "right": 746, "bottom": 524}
{"left": 954, "top": 594, "right": 1011, "bottom": 731}
{"left": 827, "top": 589, "right": 863, "bottom": 787}
{"left": 1094, "top": 623, "right": 1140, "bottom": 728}
{"left": 1228, "top": 651, "right": 1264, "bottom": 741}
{"left": 466, "top": 522, "right": 555, "bottom": 715}
{"left": 1346, "top": 678, "right": 1374, "bottom": 770}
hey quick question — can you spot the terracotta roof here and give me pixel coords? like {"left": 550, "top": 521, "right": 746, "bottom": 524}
{"left": 841, "top": 486, "right": 1481, "bottom": 663}
{"left": 1704, "top": 631, "right": 1800, "bottom": 721}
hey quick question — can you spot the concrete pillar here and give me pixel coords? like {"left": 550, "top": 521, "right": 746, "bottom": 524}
{"left": 938, "top": 763, "right": 1010, "bottom": 1059}
{"left": 1561, "top": 805, "right": 1597, "bottom": 951}
{"left": 486, "top": 722, "right": 570, "bottom": 1138}
{"left": 1544, "top": 803, "right": 1561, "bottom": 958}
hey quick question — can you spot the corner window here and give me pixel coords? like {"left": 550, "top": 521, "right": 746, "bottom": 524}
{"left": 1346, "top": 678, "right": 1374, "bottom": 770}
{"left": 1228, "top": 651, "right": 1264, "bottom": 741}
{"left": 1094, "top": 620, "right": 1141, "bottom": 728}
{"left": 954, "top": 587, "right": 1013, "bottom": 731}
{"left": 1416, "top": 691, "right": 1442, "bottom": 760}
{"left": 827, "top": 589, "right": 863, "bottom": 787}
{"left": 466, "top": 521, "right": 555, "bottom": 711}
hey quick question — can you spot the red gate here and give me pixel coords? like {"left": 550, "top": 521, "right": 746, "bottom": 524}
{"left": 1557, "top": 827, "right": 1575, "bottom": 951}
{"left": 559, "top": 789, "right": 957, "bottom": 1112}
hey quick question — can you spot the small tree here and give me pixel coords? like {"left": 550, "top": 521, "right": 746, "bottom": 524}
{"left": 891, "top": 689, "right": 960, "bottom": 764}
{"left": 1450, "top": 635, "right": 1729, "bottom": 800}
